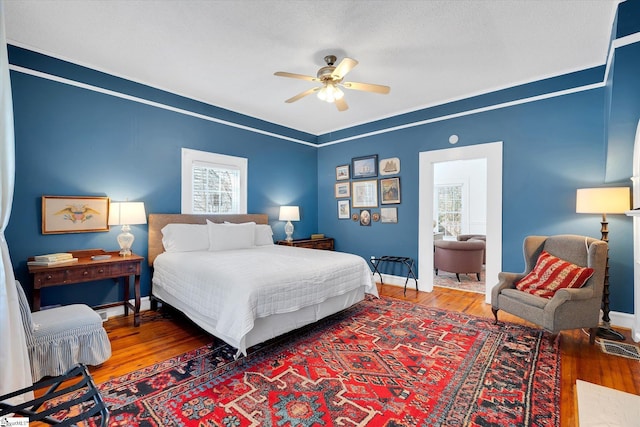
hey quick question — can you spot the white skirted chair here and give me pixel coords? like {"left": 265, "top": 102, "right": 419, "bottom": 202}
{"left": 15, "top": 281, "right": 112, "bottom": 381}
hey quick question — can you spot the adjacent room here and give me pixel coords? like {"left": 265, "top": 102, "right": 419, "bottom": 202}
{"left": 1, "top": 1, "right": 639, "bottom": 425}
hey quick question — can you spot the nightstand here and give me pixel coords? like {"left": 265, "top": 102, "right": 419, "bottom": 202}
{"left": 27, "top": 248, "right": 144, "bottom": 326}
{"left": 277, "top": 237, "right": 335, "bottom": 251}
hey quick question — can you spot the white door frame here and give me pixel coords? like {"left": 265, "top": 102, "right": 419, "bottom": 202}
{"left": 418, "top": 141, "right": 503, "bottom": 303}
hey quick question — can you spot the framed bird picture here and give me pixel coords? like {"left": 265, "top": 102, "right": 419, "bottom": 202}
{"left": 42, "top": 195, "right": 110, "bottom": 234}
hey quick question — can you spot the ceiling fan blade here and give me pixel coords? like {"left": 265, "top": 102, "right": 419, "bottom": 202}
{"left": 335, "top": 97, "right": 349, "bottom": 112}
{"left": 274, "top": 71, "right": 318, "bottom": 82}
{"left": 331, "top": 57, "right": 358, "bottom": 80}
{"left": 342, "top": 81, "right": 390, "bottom": 94}
{"left": 285, "top": 87, "right": 320, "bottom": 103}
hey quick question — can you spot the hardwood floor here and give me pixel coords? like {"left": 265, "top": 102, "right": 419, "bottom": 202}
{"left": 88, "top": 284, "right": 640, "bottom": 427}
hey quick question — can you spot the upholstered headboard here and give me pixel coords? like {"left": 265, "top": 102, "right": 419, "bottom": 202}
{"left": 147, "top": 213, "right": 269, "bottom": 266}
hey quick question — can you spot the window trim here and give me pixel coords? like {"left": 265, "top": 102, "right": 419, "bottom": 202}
{"left": 435, "top": 183, "right": 464, "bottom": 238}
{"left": 181, "top": 148, "right": 247, "bottom": 214}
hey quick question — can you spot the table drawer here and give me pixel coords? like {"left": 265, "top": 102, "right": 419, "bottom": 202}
{"left": 110, "top": 262, "right": 140, "bottom": 275}
{"left": 33, "top": 270, "right": 68, "bottom": 287}
{"left": 65, "top": 265, "right": 111, "bottom": 282}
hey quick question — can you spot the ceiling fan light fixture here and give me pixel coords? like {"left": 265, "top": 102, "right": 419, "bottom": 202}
{"left": 275, "top": 55, "right": 388, "bottom": 111}
{"left": 317, "top": 83, "right": 344, "bottom": 103}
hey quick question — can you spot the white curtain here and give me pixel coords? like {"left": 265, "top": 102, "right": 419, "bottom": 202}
{"left": 0, "top": 0, "right": 33, "bottom": 402}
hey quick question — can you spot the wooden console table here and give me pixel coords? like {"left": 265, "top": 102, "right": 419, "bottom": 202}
{"left": 27, "top": 249, "right": 143, "bottom": 326}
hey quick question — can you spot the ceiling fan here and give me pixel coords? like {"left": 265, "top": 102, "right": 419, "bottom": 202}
{"left": 274, "top": 55, "right": 390, "bottom": 111}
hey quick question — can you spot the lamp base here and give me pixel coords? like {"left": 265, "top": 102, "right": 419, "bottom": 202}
{"left": 284, "top": 220, "right": 294, "bottom": 242}
{"left": 117, "top": 225, "right": 134, "bottom": 257}
{"left": 597, "top": 326, "right": 625, "bottom": 341}
{"left": 119, "top": 248, "right": 132, "bottom": 257}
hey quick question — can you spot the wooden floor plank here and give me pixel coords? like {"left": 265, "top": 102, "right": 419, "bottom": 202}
{"left": 83, "top": 284, "right": 640, "bottom": 426}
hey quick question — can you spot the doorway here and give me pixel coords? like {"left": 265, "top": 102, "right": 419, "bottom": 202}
{"left": 418, "top": 142, "right": 503, "bottom": 303}
{"left": 433, "top": 158, "right": 487, "bottom": 293}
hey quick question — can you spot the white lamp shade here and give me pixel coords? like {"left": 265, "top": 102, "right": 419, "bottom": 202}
{"left": 576, "top": 187, "right": 631, "bottom": 214}
{"left": 279, "top": 205, "right": 300, "bottom": 221}
{"left": 108, "top": 202, "right": 147, "bottom": 225}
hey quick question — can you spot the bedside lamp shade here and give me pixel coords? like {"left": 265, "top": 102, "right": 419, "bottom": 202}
{"left": 108, "top": 202, "right": 146, "bottom": 256}
{"left": 279, "top": 206, "right": 300, "bottom": 242}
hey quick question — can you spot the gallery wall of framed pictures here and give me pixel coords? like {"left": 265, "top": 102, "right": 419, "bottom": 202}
{"left": 334, "top": 155, "right": 401, "bottom": 226}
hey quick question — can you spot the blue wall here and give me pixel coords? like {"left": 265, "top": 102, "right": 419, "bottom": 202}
{"left": 318, "top": 88, "right": 632, "bottom": 308}
{"left": 7, "top": 48, "right": 318, "bottom": 308}
{"left": 6, "top": 1, "right": 639, "bottom": 314}
{"left": 315, "top": 1, "right": 638, "bottom": 315}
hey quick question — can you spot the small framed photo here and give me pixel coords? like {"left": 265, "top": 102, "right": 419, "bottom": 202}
{"left": 379, "top": 157, "right": 400, "bottom": 175}
{"left": 42, "top": 195, "right": 110, "bottom": 234}
{"left": 381, "top": 207, "right": 398, "bottom": 223}
{"left": 380, "top": 177, "right": 401, "bottom": 204}
{"left": 360, "top": 209, "right": 371, "bottom": 226}
{"left": 351, "top": 180, "right": 378, "bottom": 208}
{"left": 336, "top": 164, "right": 350, "bottom": 180}
{"left": 337, "top": 200, "right": 350, "bottom": 219}
{"left": 351, "top": 155, "right": 378, "bottom": 179}
{"left": 335, "top": 182, "right": 350, "bottom": 198}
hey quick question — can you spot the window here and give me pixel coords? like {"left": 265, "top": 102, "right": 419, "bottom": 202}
{"left": 181, "top": 148, "right": 247, "bottom": 214}
{"left": 435, "top": 184, "right": 462, "bottom": 238}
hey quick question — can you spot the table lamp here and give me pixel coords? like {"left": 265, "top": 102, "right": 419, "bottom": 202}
{"left": 108, "top": 201, "right": 147, "bottom": 256}
{"left": 576, "top": 186, "right": 631, "bottom": 341}
{"left": 279, "top": 206, "right": 300, "bottom": 242}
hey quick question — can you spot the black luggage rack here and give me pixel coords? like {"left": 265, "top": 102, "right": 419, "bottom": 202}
{"left": 370, "top": 256, "right": 418, "bottom": 295}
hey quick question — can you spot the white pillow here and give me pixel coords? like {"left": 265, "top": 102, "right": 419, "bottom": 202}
{"left": 161, "top": 224, "right": 209, "bottom": 252}
{"left": 207, "top": 220, "right": 256, "bottom": 251}
{"left": 224, "top": 221, "right": 274, "bottom": 246}
{"left": 255, "top": 224, "right": 274, "bottom": 246}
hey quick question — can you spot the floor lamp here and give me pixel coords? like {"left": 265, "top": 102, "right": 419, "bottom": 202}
{"left": 576, "top": 187, "right": 631, "bottom": 341}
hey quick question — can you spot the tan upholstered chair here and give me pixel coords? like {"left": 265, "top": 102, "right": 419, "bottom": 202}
{"left": 434, "top": 239, "right": 485, "bottom": 282}
{"left": 491, "top": 235, "right": 608, "bottom": 344}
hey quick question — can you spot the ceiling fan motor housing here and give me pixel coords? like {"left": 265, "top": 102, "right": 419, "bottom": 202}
{"left": 317, "top": 66, "right": 337, "bottom": 81}
{"left": 317, "top": 55, "right": 339, "bottom": 82}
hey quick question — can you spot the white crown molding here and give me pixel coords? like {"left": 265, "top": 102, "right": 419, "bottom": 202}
{"left": 8, "top": 64, "right": 316, "bottom": 147}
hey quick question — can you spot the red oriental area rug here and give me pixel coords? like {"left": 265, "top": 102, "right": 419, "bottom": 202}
{"left": 93, "top": 296, "right": 560, "bottom": 426}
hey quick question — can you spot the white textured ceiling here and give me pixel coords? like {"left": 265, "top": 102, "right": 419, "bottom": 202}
{"left": 4, "top": 0, "right": 619, "bottom": 136}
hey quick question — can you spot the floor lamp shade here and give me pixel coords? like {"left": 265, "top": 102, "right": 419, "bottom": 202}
{"left": 576, "top": 187, "right": 631, "bottom": 215}
{"left": 108, "top": 202, "right": 147, "bottom": 256}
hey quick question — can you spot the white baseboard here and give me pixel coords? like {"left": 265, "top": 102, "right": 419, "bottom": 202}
{"left": 376, "top": 273, "right": 634, "bottom": 331}
{"left": 373, "top": 273, "right": 420, "bottom": 290}
{"left": 609, "top": 311, "right": 634, "bottom": 331}
{"left": 95, "top": 296, "right": 151, "bottom": 321}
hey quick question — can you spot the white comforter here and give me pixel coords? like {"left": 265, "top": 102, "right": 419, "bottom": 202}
{"left": 152, "top": 245, "right": 377, "bottom": 352}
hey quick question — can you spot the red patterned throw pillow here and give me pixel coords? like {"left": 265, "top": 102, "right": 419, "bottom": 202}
{"left": 515, "top": 250, "right": 594, "bottom": 299}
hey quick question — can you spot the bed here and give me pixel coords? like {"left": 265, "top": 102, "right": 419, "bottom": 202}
{"left": 148, "top": 213, "right": 377, "bottom": 355}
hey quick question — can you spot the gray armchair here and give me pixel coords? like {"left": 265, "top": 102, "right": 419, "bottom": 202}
{"left": 491, "top": 235, "right": 608, "bottom": 344}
